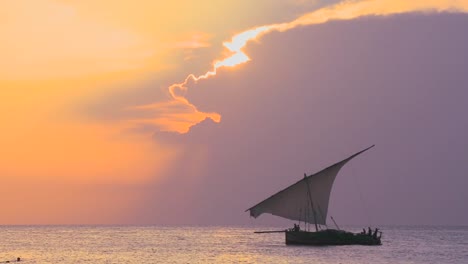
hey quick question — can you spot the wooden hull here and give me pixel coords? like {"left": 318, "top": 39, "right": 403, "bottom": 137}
{"left": 285, "top": 229, "right": 381, "bottom": 246}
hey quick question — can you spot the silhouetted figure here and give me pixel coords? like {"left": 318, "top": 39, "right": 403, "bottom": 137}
{"left": 373, "top": 228, "right": 379, "bottom": 239}
{"left": 17, "top": 257, "right": 20, "bottom": 262}
{"left": 361, "top": 228, "right": 366, "bottom": 234}
{"left": 292, "top": 224, "right": 300, "bottom": 232}
{"left": 368, "top": 227, "right": 372, "bottom": 236}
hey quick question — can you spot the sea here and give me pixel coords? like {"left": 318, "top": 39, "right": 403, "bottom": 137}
{"left": 0, "top": 226, "right": 466, "bottom": 263}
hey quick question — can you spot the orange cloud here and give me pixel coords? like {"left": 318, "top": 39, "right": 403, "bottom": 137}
{"left": 174, "top": 32, "right": 212, "bottom": 49}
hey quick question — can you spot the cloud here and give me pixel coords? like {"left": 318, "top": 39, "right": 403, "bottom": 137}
{"left": 173, "top": 32, "right": 212, "bottom": 49}
{"left": 140, "top": 13, "right": 468, "bottom": 226}
{"left": 131, "top": 0, "right": 468, "bottom": 134}
{"left": 155, "top": 117, "right": 219, "bottom": 145}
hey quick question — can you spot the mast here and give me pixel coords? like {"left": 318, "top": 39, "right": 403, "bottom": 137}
{"left": 305, "top": 173, "right": 319, "bottom": 232}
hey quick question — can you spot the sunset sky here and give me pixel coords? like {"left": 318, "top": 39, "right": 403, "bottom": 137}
{"left": 1, "top": 0, "right": 468, "bottom": 225}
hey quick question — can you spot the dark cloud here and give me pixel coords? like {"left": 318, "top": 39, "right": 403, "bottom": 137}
{"left": 140, "top": 13, "right": 468, "bottom": 226}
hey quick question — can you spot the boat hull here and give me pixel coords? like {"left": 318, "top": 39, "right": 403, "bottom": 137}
{"left": 285, "top": 229, "right": 381, "bottom": 246}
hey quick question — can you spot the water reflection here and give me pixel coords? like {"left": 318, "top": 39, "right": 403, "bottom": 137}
{"left": 0, "top": 226, "right": 465, "bottom": 263}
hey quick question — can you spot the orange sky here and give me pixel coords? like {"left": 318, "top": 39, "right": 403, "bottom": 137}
{"left": 0, "top": 0, "right": 318, "bottom": 224}
{"left": 2, "top": 0, "right": 467, "bottom": 224}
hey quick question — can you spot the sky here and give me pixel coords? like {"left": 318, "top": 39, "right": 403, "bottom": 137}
{"left": 1, "top": 0, "right": 468, "bottom": 225}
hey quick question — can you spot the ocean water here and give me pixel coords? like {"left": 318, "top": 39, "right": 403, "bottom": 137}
{"left": 0, "top": 226, "right": 466, "bottom": 263}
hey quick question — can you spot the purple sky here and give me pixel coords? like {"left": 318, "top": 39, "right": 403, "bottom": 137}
{"left": 122, "top": 13, "right": 468, "bottom": 226}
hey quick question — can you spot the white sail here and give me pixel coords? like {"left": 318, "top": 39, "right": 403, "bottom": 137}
{"left": 246, "top": 145, "right": 374, "bottom": 225}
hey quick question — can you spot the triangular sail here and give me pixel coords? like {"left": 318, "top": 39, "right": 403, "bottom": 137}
{"left": 246, "top": 145, "right": 374, "bottom": 225}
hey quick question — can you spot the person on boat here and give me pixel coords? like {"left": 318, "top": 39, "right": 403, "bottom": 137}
{"left": 361, "top": 228, "right": 366, "bottom": 234}
{"left": 373, "top": 228, "right": 379, "bottom": 239}
{"left": 292, "top": 224, "right": 300, "bottom": 232}
{"left": 368, "top": 227, "right": 372, "bottom": 236}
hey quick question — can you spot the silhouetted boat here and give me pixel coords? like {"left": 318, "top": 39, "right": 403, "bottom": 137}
{"left": 246, "top": 145, "right": 382, "bottom": 246}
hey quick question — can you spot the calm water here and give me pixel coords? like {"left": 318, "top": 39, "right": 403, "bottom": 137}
{"left": 0, "top": 226, "right": 466, "bottom": 263}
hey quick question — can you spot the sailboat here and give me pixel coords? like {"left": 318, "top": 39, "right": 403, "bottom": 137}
{"left": 246, "top": 145, "right": 382, "bottom": 246}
